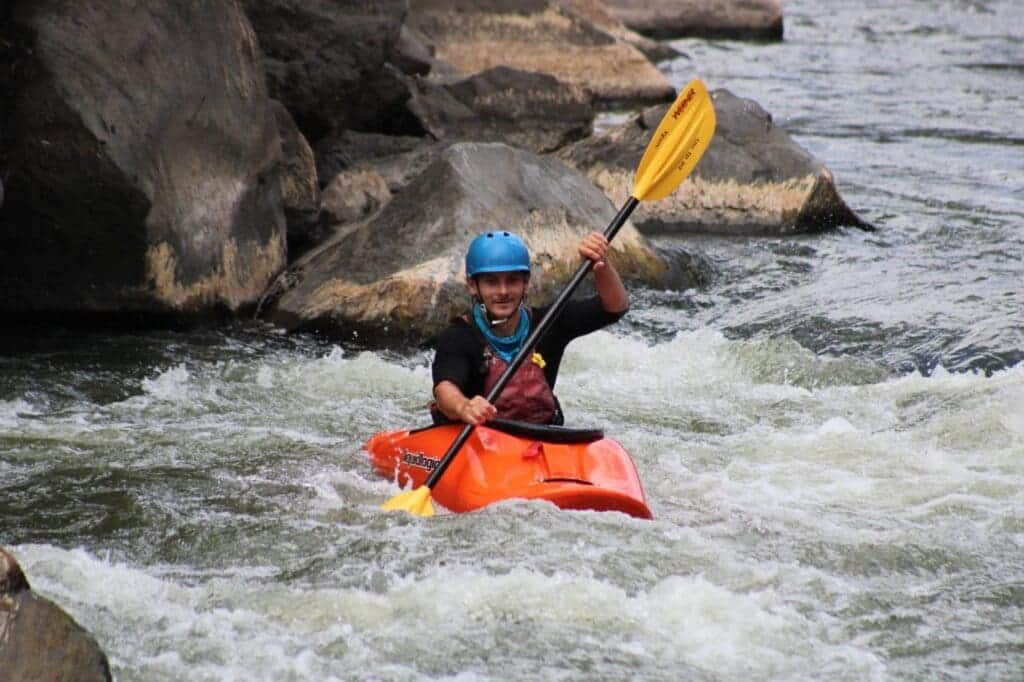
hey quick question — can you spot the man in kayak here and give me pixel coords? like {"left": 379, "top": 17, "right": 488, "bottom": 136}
{"left": 431, "top": 230, "right": 628, "bottom": 426}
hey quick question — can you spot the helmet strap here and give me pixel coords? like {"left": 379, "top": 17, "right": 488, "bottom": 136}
{"left": 476, "top": 299, "right": 527, "bottom": 327}
{"left": 479, "top": 302, "right": 509, "bottom": 327}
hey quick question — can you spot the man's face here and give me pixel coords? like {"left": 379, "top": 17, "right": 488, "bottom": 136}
{"left": 467, "top": 271, "right": 529, "bottom": 320}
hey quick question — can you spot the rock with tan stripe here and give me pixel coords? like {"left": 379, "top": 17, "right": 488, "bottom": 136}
{"left": 558, "top": 89, "right": 870, "bottom": 236}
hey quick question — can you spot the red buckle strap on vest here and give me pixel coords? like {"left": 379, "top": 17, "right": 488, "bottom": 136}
{"left": 482, "top": 350, "right": 557, "bottom": 424}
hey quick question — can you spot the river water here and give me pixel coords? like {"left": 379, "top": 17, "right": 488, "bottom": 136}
{"left": 3, "top": 1, "right": 1022, "bottom": 680}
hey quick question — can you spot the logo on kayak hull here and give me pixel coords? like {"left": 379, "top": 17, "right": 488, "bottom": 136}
{"left": 402, "top": 450, "right": 440, "bottom": 471}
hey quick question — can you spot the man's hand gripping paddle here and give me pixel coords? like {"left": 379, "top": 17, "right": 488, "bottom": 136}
{"left": 382, "top": 79, "right": 717, "bottom": 517}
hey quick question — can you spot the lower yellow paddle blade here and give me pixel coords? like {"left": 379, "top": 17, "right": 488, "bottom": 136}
{"left": 382, "top": 485, "right": 436, "bottom": 516}
{"left": 632, "top": 79, "right": 716, "bottom": 201}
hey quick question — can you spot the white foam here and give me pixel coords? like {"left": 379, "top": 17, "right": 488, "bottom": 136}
{"left": 0, "top": 397, "right": 36, "bottom": 420}
{"left": 140, "top": 363, "right": 192, "bottom": 402}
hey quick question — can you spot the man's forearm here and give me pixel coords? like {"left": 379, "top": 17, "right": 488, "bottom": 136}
{"left": 434, "top": 381, "right": 469, "bottom": 421}
{"left": 594, "top": 262, "right": 629, "bottom": 313}
{"left": 434, "top": 380, "right": 497, "bottom": 425}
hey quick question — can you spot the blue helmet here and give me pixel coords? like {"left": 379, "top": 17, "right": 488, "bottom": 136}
{"left": 465, "top": 231, "right": 531, "bottom": 277}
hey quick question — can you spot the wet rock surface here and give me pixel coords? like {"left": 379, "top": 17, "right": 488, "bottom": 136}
{"left": 1, "top": 547, "right": 112, "bottom": 682}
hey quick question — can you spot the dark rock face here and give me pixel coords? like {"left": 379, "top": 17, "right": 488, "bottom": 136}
{"left": 0, "top": 0, "right": 287, "bottom": 321}
{"left": 270, "top": 100, "right": 321, "bottom": 258}
{"left": 392, "top": 24, "right": 436, "bottom": 77}
{"left": 314, "top": 131, "right": 439, "bottom": 193}
{"left": 406, "top": 66, "right": 594, "bottom": 154}
{"left": 559, "top": 89, "right": 869, "bottom": 236}
{"left": 1, "top": 547, "right": 112, "bottom": 682}
{"left": 241, "top": 0, "right": 411, "bottom": 142}
{"left": 261, "top": 142, "right": 668, "bottom": 343}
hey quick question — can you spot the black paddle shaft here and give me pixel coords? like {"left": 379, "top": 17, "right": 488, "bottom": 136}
{"left": 425, "top": 196, "right": 640, "bottom": 488}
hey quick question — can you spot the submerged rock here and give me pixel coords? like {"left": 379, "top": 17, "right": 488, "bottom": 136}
{"left": 0, "top": 547, "right": 111, "bottom": 682}
{"left": 261, "top": 142, "right": 672, "bottom": 343}
{"left": 0, "top": 0, "right": 287, "bottom": 322}
{"left": 603, "top": 0, "right": 784, "bottom": 41}
{"left": 558, "top": 89, "right": 870, "bottom": 236}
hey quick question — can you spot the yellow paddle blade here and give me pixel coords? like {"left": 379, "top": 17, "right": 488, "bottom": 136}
{"left": 632, "top": 79, "right": 716, "bottom": 202}
{"left": 381, "top": 485, "right": 436, "bottom": 516}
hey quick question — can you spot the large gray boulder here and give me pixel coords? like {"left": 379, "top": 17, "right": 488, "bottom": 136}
{"left": 558, "top": 89, "right": 869, "bottom": 235}
{"left": 0, "top": 547, "right": 111, "bottom": 682}
{"left": 261, "top": 142, "right": 670, "bottom": 343}
{"left": 603, "top": 0, "right": 784, "bottom": 41}
{"left": 0, "top": 0, "right": 286, "bottom": 321}
{"left": 406, "top": 0, "right": 676, "bottom": 108}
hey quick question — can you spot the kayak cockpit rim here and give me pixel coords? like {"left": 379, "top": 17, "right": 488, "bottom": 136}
{"left": 410, "top": 418, "right": 604, "bottom": 444}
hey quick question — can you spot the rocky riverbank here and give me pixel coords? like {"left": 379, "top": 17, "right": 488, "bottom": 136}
{"left": 0, "top": 0, "right": 862, "bottom": 345}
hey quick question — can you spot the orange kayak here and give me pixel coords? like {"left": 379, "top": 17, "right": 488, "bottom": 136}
{"left": 365, "top": 419, "right": 652, "bottom": 519}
